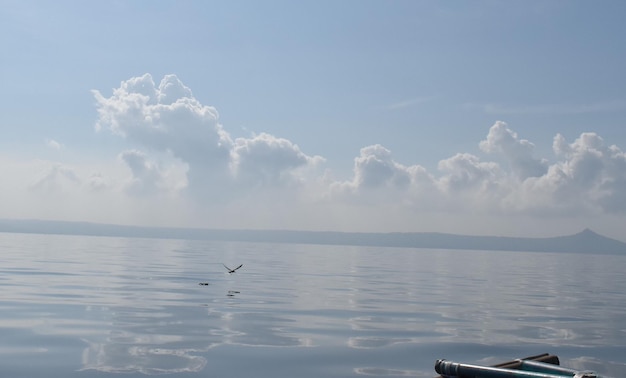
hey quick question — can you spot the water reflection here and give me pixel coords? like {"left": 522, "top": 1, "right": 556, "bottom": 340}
{"left": 565, "top": 357, "right": 626, "bottom": 378}
{"left": 78, "top": 286, "right": 312, "bottom": 374}
{"left": 81, "top": 341, "right": 209, "bottom": 374}
{"left": 348, "top": 337, "right": 418, "bottom": 349}
{"left": 1, "top": 233, "right": 626, "bottom": 377}
{"left": 80, "top": 306, "right": 313, "bottom": 374}
{"left": 354, "top": 367, "right": 419, "bottom": 376}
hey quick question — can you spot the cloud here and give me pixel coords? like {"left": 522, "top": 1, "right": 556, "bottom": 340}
{"left": 2, "top": 72, "right": 601, "bottom": 234}
{"left": 30, "top": 163, "right": 79, "bottom": 193}
{"left": 329, "top": 144, "right": 508, "bottom": 213}
{"left": 231, "top": 132, "right": 324, "bottom": 187}
{"left": 553, "top": 132, "right": 606, "bottom": 187}
{"left": 118, "top": 150, "right": 168, "bottom": 196}
{"left": 467, "top": 99, "right": 626, "bottom": 115}
{"left": 479, "top": 121, "right": 548, "bottom": 179}
{"left": 46, "top": 139, "right": 63, "bottom": 150}
{"left": 352, "top": 145, "right": 410, "bottom": 189}
{"left": 92, "top": 74, "right": 231, "bottom": 193}
{"left": 93, "top": 74, "right": 322, "bottom": 197}
{"left": 326, "top": 123, "right": 626, "bottom": 221}
{"left": 385, "top": 96, "right": 437, "bottom": 110}
{"left": 496, "top": 132, "right": 626, "bottom": 216}
{"left": 551, "top": 132, "right": 626, "bottom": 213}
{"left": 85, "top": 173, "right": 110, "bottom": 192}
{"left": 334, "top": 145, "right": 431, "bottom": 192}
{"left": 328, "top": 144, "right": 439, "bottom": 213}
{"left": 437, "top": 153, "right": 502, "bottom": 192}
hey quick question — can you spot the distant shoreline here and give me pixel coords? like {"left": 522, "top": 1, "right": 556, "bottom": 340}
{"left": 0, "top": 219, "right": 624, "bottom": 255}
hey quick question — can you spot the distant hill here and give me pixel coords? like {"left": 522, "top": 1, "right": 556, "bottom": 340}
{"left": 0, "top": 219, "right": 624, "bottom": 255}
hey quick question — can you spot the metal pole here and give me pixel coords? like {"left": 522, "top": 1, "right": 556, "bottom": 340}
{"left": 517, "top": 359, "right": 593, "bottom": 377}
{"left": 435, "top": 359, "right": 598, "bottom": 378}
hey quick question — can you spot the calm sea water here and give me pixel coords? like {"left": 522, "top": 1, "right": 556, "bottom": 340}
{"left": 1, "top": 232, "right": 625, "bottom": 377}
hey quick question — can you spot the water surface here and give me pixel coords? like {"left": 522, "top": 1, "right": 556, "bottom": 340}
{"left": 1, "top": 232, "right": 625, "bottom": 377}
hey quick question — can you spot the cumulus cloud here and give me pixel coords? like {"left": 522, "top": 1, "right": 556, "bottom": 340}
{"left": 437, "top": 153, "right": 501, "bottom": 193}
{"left": 327, "top": 124, "right": 626, "bottom": 220}
{"left": 231, "top": 132, "right": 324, "bottom": 187}
{"left": 550, "top": 132, "right": 626, "bottom": 213}
{"left": 479, "top": 121, "right": 547, "bottom": 179}
{"left": 493, "top": 132, "right": 626, "bottom": 216}
{"left": 93, "top": 74, "right": 232, "bottom": 193}
{"left": 329, "top": 144, "right": 439, "bottom": 212}
{"left": 93, "top": 74, "right": 322, "bottom": 197}
{"left": 118, "top": 150, "right": 168, "bottom": 196}
{"left": 82, "top": 73, "right": 626, "bottom": 233}
{"left": 334, "top": 145, "right": 423, "bottom": 193}
{"left": 352, "top": 145, "right": 410, "bottom": 189}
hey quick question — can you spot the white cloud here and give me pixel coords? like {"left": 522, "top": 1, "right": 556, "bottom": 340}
{"left": 5, "top": 73, "right": 624, "bottom": 236}
{"left": 328, "top": 145, "right": 440, "bottom": 213}
{"left": 496, "top": 132, "right": 626, "bottom": 217}
{"left": 92, "top": 74, "right": 232, "bottom": 194}
{"left": 118, "top": 150, "right": 168, "bottom": 196}
{"left": 46, "top": 139, "right": 63, "bottom": 150}
{"left": 352, "top": 144, "right": 410, "bottom": 189}
{"left": 385, "top": 96, "right": 437, "bottom": 110}
{"left": 92, "top": 74, "right": 323, "bottom": 198}
{"left": 30, "top": 163, "right": 80, "bottom": 193}
{"left": 85, "top": 173, "right": 110, "bottom": 192}
{"left": 344, "top": 144, "right": 422, "bottom": 191}
{"left": 479, "top": 121, "right": 547, "bottom": 179}
{"left": 553, "top": 132, "right": 605, "bottom": 187}
{"left": 551, "top": 132, "right": 626, "bottom": 213}
{"left": 157, "top": 74, "right": 194, "bottom": 104}
{"left": 326, "top": 123, "right": 626, "bottom": 223}
{"left": 332, "top": 145, "right": 432, "bottom": 194}
{"left": 468, "top": 99, "right": 626, "bottom": 115}
{"left": 437, "top": 153, "right": 501, "bottom": 193}
{"left": 231, "top": 132, "right": 324, "bottom": 187}
{"left": 0, "top": 155, "right": 192, "bottom": 227}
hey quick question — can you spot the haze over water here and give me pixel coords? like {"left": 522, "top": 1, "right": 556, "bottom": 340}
{"left": 1, "top": 232, "right": 625, "bottom": 377}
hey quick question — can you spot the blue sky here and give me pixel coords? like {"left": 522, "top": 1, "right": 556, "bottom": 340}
{"left": 2, "top": 1, "right": 626, "bottom": 240}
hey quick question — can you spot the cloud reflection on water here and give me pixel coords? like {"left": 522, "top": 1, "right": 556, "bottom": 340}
{"left": 79, "top": 302, "right": 312, "bottom": 374}
{"left": 3, "top": 234, "right": 626, "bottom": 377}
{"left": 354, "top": 366, "right": 419, "bottom": 376}
{"left": 81, "top": 341, "right": 209, "bottom": 374}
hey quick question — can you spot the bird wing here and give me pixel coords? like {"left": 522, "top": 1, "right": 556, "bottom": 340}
{"left": 222, "top": 263, "right": 232, "bottom": 271}
{"left": 234, "top": 264, "right": 243, "bottom": 271}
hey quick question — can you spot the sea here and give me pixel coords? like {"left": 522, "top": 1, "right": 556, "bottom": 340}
{"left": 1, "top": 232, "right": 625, "bottom": 377}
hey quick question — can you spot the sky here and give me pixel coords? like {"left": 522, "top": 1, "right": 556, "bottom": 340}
{"left": 1, "top": 1, "right": 626, "bottom": 241}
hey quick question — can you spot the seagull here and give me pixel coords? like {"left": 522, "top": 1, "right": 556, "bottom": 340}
{"left": 223, "top": 263, "right": 243, "bottom": 274}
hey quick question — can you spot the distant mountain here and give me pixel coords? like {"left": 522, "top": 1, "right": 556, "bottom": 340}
{"left": 0, "top": 219, "right": 624, "bottom": 255}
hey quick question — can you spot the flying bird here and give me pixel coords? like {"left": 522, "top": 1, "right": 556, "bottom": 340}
{"left": 223, "top": 263, "right": 243, "bottom": 274}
